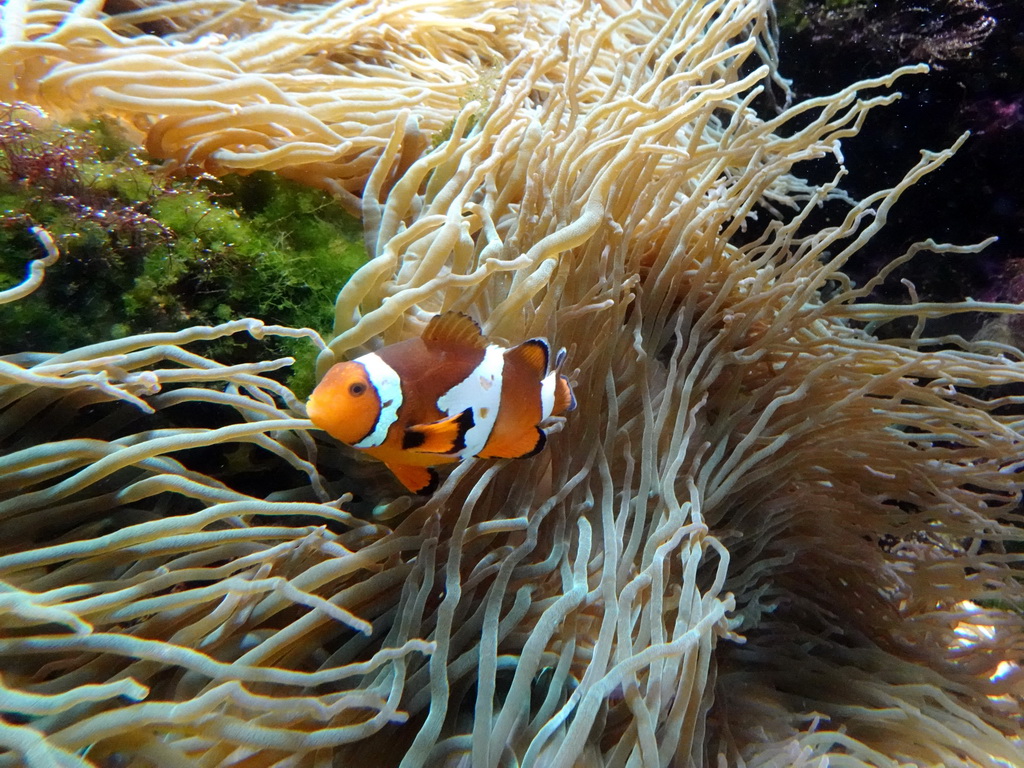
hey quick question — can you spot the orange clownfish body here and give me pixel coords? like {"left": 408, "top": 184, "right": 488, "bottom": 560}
{"left": 306, "top": 312, "right": 576, "bottom": 493}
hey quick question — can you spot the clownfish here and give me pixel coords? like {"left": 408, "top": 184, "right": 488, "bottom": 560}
{"left": 306, "top": 312, "right": 576, "bottom": 493}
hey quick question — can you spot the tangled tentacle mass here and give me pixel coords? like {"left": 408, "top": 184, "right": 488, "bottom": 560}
{"left": 1, "top": 1, "right": 1022, "bottom": 766}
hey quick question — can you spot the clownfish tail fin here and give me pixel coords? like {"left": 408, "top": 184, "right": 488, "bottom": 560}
{"left": 554, "top": 347, "right": 567, "bottom": 370}
{"left": 555, "top": 375, "right": 576, "bottom": 413}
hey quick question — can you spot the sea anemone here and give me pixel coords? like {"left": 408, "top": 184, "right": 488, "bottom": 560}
{"left": 1, "top": 0, "right": 1022, "bottom": 766}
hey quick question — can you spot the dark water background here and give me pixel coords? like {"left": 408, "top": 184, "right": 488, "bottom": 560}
{"left": 777, "top": 0, "right": 1024, "bottom": 330}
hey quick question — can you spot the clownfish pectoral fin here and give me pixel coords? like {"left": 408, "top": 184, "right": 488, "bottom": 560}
{"left": 480, "top": 426, "right": 547, "bottom": 460}
{"left": 422, "top": 312, "right": 487, "bottom": 350}
{"left": 386, "top": 462, "right": 439, "bottom": 494}
{"left": 402, "top": 408, "right": 474, "bottom": 454}
{"left": 506, "top": 338, "right": 549, "bottom": 375}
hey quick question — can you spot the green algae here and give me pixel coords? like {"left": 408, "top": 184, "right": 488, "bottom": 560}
{"left": 774, "top": 0, "right": 866, "bottom": 33}
{"left": 0, "top": 109, "right": 366, "bottom": 396}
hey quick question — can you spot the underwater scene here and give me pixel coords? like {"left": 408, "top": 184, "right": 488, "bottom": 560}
{"left": 1, "top": 0, "right": 1023, "bottom": 765}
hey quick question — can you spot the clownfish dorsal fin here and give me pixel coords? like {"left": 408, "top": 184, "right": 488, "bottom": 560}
{"left": 506, "top": 338, "right": 550, "bottom": 375}
{"left": 402, "top": 408, "right": 475, "bottom": 454}
{"left": 422, "top": 312, "right": 486, "bottom": 350}
{"left": 386, "top": 463, "right": 439, "bottom": 494}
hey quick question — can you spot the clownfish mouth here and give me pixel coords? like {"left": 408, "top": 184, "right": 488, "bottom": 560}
{"left": 305, "top": 395, "right": 322, "bottom": 423}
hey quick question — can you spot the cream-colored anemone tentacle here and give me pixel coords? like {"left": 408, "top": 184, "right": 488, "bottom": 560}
{"left": 325, "top": 48, "right": 557, "bottom": 360}
{"left": 4, "top": 0, "right": 1024, "bottom": 766}
{"left": 0, "top": 226, "right": 59, "bottom": 305}
{"left": 321, "top": 1, "right": 1024, "bottom": 766}
{"left": 1, "top": 0, "right": 524, "bottom": 189}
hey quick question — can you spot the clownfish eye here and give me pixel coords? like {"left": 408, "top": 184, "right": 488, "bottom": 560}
{"left": 349, "top": 382, "right": 367, "bottom": 396}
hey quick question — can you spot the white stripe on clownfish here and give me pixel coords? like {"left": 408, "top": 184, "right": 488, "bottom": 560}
{"left": 540, "top": 370, "right": 557, "bottom": 420}
{"left": 436, "top": 343, "right": 505, "bottom": 459}
{"left": 353, "top": 353, "right": 403, "bottom": 449}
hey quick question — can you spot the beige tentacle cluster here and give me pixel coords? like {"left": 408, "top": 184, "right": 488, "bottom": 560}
{"left": 2, "top": 1, "right": 1023, "bottom": 766}
{"left": 1, "top": 0, "right": 520, "bottom": 207}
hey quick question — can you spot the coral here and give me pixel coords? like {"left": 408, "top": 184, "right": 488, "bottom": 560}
{"left": 2, "top": 1, "right": 1024, "bottom": 767}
